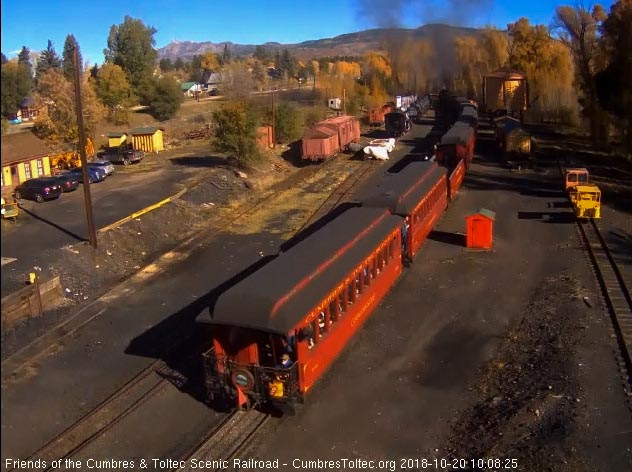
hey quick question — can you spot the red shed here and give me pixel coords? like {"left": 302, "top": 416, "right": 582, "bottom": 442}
{"left": 466, "top": 208, "right": 495, "bottom": 249}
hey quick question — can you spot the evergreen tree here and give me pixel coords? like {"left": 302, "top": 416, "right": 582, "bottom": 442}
{"left": 37, "top": 40, "right": 62, "bottom": 78}
{"left": 62, "top": 34, "right": 82, "bottom": 80}
{"left": 220, "top": 44, "right": 231, "bottom": 65}
{"left": 18, "top": 46, "right": 32, "bottom": 76}
{"left": 159, "top": 58, "right": 174, "bottom": 72}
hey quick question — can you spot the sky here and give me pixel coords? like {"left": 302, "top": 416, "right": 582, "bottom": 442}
{"left": 1, "top": 0, "right": 615, "bottom": 66}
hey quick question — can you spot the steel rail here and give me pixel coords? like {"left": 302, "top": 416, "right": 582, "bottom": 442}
{"left": 577, "top": 218, "right": 632, "bottom": 406}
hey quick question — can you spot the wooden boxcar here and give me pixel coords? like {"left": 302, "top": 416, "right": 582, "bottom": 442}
{"left": 316, "top": 115, "right": 360, "bottom": 151}
{"left": 200, "top": 207, "right": 403, "bottom": 411}
{"left": 357, "top": 162, "right": 448, "bottom": 259}
{"left": 301, "top": 126, "right": 340, "bottom": 162}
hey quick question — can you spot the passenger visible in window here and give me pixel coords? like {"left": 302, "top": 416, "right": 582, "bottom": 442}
{"left": 318, "top": 312, "right": 325, "bottom": 336}
{"left": 280, "top": 353, "right": 292, "bottom": 368}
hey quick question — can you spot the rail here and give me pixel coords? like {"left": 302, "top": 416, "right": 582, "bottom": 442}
{"left": 577, "top": 218, "right": 632, "bottom": 405}
{"left": 6, "top": 365, "right": 168, "bottom": 472}
{"left": 296, "top": 160, "right": 377, "bottom": 232}
{"left": 174, "top": 410, "right": 270, "bottom": 472}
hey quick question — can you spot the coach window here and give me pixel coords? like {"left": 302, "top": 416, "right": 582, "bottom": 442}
{"left": 313, "top": 318, "right": 320, "bottom": 341}
{"left": 338, "top": 292, "right": 346, "bottom": 314}
{"left": 330, "top": 300, "right": 338, "bottom": 323}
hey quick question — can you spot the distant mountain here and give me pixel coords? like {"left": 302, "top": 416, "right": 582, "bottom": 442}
{"left": 157, "top": 24, "right": 479, "bottom": 61}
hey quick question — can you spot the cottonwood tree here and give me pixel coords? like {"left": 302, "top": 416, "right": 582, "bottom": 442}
{"left": 596, "top": 0, "right": 632, "bottom": 152}
{"left": 95, "top": 63, "right": 133, "bottom": 123}
{"left": 104, "top": 16, "right": 158, "bottom": 96}
{"left": 1, "top": 59, "right": 33, "bottom": 116}
{"left": 554, "top": 5, "right": 607, "bottom": 140}
{"left": 34, "top": 68, "right": 104, "bottom": 142}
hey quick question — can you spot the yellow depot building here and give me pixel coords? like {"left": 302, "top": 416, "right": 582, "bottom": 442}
{"left": 106, "top": 131, "right": 128, "bottom": 148}
{"left": 1, "top": 132, "right": 52, "bottom": 194}
{"left": 129, "top": 127, "right": 165, "bottom": 153}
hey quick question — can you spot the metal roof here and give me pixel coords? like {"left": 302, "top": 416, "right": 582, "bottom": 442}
{"left": 206, "top": 208, "right": 402, "bottom": 334}
{"left": 356, "top": 162, "right": 446, "bottom": 215}
{"left": 129, "top": 127, "right": 164, "bottom": 136}
{"left": 470, "top": 208, "right": 496, "bottom": 220}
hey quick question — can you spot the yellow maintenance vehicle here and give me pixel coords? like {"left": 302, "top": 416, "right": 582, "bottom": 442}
{"left": 50, "top": 138, "right": 95, "bottom": 172}
{"left": 569, "top": 184, "right": 601, "bottom": 219}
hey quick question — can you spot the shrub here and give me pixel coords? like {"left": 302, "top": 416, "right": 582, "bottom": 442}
{"left": 274, "top": 102, "right": 302, "bottom": 143}
{"left": 212, "top": 101, "right": 261, "bottom": 164}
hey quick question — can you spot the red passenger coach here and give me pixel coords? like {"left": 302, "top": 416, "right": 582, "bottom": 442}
{"left": 448, "top": 159, "right": 466, "bottom": 202}
{"left": 436, "top": 124, "right": 475, "bottom": 169}
{"left": 199, "top": 208, "right": 403, "bottom": 412}
{"left": 357, "top": 162, "right": 448, "bottom": 259}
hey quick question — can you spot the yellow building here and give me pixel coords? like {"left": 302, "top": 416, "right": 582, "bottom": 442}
{"left": 106, "top": 132, "right": 128, "bottom": 148}
{"left": 1, "top": 132, "right": 52, "bottom": 193}
{"left": 129, "top": 127, "right": 165, "bottom": 153}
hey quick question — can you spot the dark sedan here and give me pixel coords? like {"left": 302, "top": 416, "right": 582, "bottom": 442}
{"left": 52, "top": 173, "right": 80, "bottom": 192}
{"left": 13, "top": 177, "right": 63, "bottom": 203}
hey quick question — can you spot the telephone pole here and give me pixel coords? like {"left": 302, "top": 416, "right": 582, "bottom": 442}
{"left": 271, "top": 88, "right": 275, "bottom": 149}
{"left": 73, "top": 45, "right": 97, "bottom": 249}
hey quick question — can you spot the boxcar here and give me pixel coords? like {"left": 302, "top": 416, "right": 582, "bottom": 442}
{"left": 301, "top": 126, "right": 340, "bottom": 162}
{"left": 357, "top": 162, "right": 448, "bottom": 259}
{"left": 316, "top": 115, "right": 361, "bottom": 151}
{"left": 200, "top": 207, "right": 403, "bottom": 411}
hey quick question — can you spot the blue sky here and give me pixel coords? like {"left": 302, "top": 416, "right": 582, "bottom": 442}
{"left": 1, "top": 0, "right": 614, "bottom": 66}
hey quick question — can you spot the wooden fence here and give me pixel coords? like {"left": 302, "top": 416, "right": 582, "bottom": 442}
{"left": 1, "top": 276, "right": 63, "bottom": 330}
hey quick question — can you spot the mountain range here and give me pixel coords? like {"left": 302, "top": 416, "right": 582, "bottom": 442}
{"left": 157, "top": 23, "right": 478, "bottom": 61}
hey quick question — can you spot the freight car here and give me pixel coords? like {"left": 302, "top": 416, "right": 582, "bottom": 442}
{"left": 301, "top": 115, "right": 361, "bottom": 162}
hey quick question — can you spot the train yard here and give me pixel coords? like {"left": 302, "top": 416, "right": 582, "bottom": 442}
{"left": 2, "top": 103, "right": 632, "bottom": 472}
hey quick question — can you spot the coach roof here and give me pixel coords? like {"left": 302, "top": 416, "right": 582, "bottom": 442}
{"left": 207, "top": 207, "right": 402, "bottom": 334}
{"left": 357, "top": 162, "right": 446, "bottom": 215}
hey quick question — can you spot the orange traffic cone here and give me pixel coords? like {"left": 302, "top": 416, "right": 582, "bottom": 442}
{"left": 236, "top": 387, "right": 248, "bottom": 409}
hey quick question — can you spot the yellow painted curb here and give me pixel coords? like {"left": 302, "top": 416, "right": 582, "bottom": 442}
{"left": 98, "top": 188, "right": 188, "bottom": 234}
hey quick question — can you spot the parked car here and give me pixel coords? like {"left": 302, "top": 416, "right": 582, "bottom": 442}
{"left": 51, "top": 173, "right": 80, "bottom": 192}
{"left": 99, "top": 146, "right": 144, "bottom": 165}
{"left": 13, "top": 177, "right": 63, "bottom": 203}
{"left": 87, "top": 159, "right": 115, "bottom": 176}
{"left": 69, "top": 166, "right": 107, "bottom": 184}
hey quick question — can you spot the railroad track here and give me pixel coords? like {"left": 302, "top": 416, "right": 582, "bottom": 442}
{"left": 577, "top": 218, "right": 632, "bottom": 406}
{"left": 296, "top": 159, "right": 378, "bottom": 232}
{"left": 174, "top": 410, "right": 270, "bottom": 472}
{"left": 7, "top": 364, "right": 168, "bottom": 472}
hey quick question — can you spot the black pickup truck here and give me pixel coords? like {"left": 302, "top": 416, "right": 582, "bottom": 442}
{"left": 98, "top": 146, "right": 145, "bottom": 165}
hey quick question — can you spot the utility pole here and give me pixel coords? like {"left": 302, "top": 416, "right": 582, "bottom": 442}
{"left": 73, "top": 45, "right": 97, "bottom": 249}
{"left": 271, "top": 88, "right": 275, "bottom": 149}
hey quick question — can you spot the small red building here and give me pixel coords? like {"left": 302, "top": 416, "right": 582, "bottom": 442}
{"left": 466, "top": 208, "right": 495, "bottom": 249}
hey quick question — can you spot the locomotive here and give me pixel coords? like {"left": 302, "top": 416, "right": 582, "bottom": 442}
{"left": 198, "top": 94, "right": 478, "bottom": 412}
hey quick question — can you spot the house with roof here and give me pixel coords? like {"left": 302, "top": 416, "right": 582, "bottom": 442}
{"left": 129, "top": 127, "right": 165, "bottom": 153}
{"left": 1, "top": 132, "right": 52, "bottom": 192}
{"left": 181, "top": 82, "right": 202, "bottom": 97}
{"left": 20, "top": 97, "right": 42, "bottom": 122}
{"left": 204, "top": 72, "right": 228, "bottom": 93}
